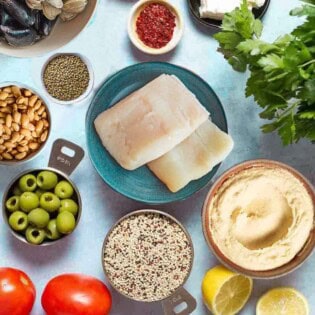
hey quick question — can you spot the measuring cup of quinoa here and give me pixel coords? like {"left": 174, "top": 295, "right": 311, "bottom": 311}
{"left": 128, "top": 0, "right": 184, "bottom": 55}
{"left": 41, "top": 53, "right": 94, "bottom": 105}
{"left": 2, "top": 138, "right": 85, "bottom": 246}
{"left": 102, "top": 209, "right": 197, "bottom": 315}
{"left": 0, "top": 82, "right": 51, "bottom": 164}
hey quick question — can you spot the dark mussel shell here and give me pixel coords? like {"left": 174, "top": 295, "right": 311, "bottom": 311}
{"left": 0, "top": 25, "right": 39, "bottom": 47}
{"left": 34, "top": 11, "right": 56, "bottom": 37}
{"left": 0, "top": 0, "right": 36, "bottom": 28}
{"left": 1, "top": 6, "right": 18, "bottom": 28}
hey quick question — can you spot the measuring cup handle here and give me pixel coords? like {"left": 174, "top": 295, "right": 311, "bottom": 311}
{"left": 162, "top": 287, "right": 197, "bottom": 315}
{"left": 48, "top": 139, "right": 85, "bottom": 176}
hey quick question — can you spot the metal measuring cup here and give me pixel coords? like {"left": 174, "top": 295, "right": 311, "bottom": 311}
{"left": 101, "top": 209, "right": 197, "bottom": 315}
{"left": 2, "top": 138, "right": 84, "bottom": 246}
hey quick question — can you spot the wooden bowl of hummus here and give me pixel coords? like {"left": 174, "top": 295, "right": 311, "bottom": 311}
{"left": 202, "top": 159, "right": 315, "bottom": 279}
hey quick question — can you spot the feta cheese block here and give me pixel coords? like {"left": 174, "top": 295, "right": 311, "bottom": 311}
{"left": 94, "top": 74, "right": 209, "bottom": 170}
{"left": 147, "top": 120, "right": 234, "bottom": 192}
{"left": 199, "top": 0, "right": 265, "bottom": 20}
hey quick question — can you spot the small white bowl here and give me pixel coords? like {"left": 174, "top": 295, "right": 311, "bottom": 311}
{"left": 41, "top": 53, "right": 94, "bottom": 106}
{"left": 128, "top": 0, "right": 184, "bottom": 55}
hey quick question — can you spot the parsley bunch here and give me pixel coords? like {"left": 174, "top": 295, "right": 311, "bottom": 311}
{"left": 214, "top": 0, "right": 315, "bottom": 145}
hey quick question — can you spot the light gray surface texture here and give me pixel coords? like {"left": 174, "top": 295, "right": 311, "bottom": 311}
{"left": 0, "top": 0, "right": 314, "bottom": 314}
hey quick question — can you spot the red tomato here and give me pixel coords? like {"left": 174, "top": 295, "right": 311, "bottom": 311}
{"left": 41, "top": 274, "right": 112, "bottom": 315}
{"left": 0, "top": 267, "right": 36, "bottom": 315}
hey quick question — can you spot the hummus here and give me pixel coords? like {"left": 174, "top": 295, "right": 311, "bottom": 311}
{"left": 208, "top": 166, "right": 314, "bottom": 271}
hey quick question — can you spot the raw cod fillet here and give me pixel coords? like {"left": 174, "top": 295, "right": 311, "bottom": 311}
{"left": 148, "top": 120, "right": 234, "bottom": 192}
{"left": 199, "top": 0, "right": 265, "bottom": 20}
{"left": 94, "top": 74, "right": 209, "bottom": 170}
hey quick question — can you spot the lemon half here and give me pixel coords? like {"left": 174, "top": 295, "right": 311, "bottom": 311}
{"left": 202, "top": 265, "right": 253, "bottom": 315}
{"left": 256, "top": 287, "right": 309, "bottom": 315}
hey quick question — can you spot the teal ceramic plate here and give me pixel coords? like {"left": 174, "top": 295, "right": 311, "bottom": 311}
{"left": 86, "top": 62, "right": 228, "bottom": 204}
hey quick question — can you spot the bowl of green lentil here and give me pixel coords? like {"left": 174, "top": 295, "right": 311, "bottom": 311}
{"left": 41, "top": 53, "right": 94, "bottom": 106}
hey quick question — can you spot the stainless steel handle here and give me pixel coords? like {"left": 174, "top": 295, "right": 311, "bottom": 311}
{"left": 162, "top": 287, "right": 197, "bottom": 315}
{"left": 48, "top": 139, "right": 84, "bottom": 176}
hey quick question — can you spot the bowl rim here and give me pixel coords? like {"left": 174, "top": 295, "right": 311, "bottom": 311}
{"left": 0, "top": 81, "right": 52, "bottom": 165}
{"left": 0, "top": 0, "right": 99, "bottom": 58}
{"left": 127, "top": 0, "right": 184, "bottom": 55}
{"left": 202, "top": 159, "right": 315, "bottom": 279}
{"left": 101, "top": 209, "right": 195, "bottom": 302}
{"left": 2, "top": 166, "right": 82, "bottom": 247}
{"left": 41, "top": 52, "right": 94, "bottom": 106}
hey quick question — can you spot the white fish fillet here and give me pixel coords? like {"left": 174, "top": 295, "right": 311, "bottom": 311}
{"left": 148, "top": 120, "right": 234, "bottom": 192}
{"left": 199, "top": 0, "right": 265, "bottom": 20}
{"left": 94, "top": 74, "right": 209, "bottom": 170}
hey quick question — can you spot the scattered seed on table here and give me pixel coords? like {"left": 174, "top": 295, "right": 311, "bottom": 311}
{"left": 43, "top": 55, "right": 90, "bottom": 102}
{"left": 103, "top": 213, "right": 192, "bottom": 302}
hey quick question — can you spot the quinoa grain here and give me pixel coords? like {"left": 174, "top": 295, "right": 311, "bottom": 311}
{"left": 103, "top": 212, "right": 192, "bottom": 302}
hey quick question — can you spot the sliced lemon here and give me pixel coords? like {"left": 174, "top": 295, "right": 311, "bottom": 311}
{"left": 202, "top": 265, "right": 253, "bottom": 315}
{"left": 256, "top": 287, "right": 309, "bottom": 315}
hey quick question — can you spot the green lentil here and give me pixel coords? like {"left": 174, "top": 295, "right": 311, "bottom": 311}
{"left": 43, "top": 55, "right": 90, "bottom": 102}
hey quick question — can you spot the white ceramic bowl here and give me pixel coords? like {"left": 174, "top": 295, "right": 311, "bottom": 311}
{"left": 0, "top": 81, "right": 51, "bottom": 165}
{"left": 128, "top": 0, "right": 184, "bottom": 55}
{"left": 41, "top": 53, "right": 94, "bottom": 106}
{"left": 0, "top": 0, "right": 98, "bottom": 58}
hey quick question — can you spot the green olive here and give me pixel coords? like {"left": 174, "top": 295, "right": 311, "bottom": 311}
{"left": 37, "top": 171, "right": 58, "bottom": 190}
{"left": 28, "top": 208, "right": 50, "bottom": 228}
{"left": 59, "top": 199, "right": 78, "bottom": 216}
{"left": 6, "top": 196, "right": 20, "bottom": 212}
{"left": 56, "top": 211, "right": 76, "bottom": 234}
{"left": 12, "top": 186, "right": 22, "bottom": 196}
{"left": 54, "top": 181, "right": 74, "bottom": 199}
{"left": 18, "top": 174, "right": 37, "bottom": 192}
{"left": 19, "top": 192, "right": 39, "bottom": 213}
{"left": 40, "top": 192, "right": 60, "bottom": 213}
{"left": 35, "top": 188, "right": 45, "bottom": 198}
{"left": 8, "top": 211, "right": 28, "bottom": 231}
{"left": 25, "top": 227, "right": 46, "bottom": 245}
{"left": 46, "top": 219, "right": 61, "bottom": 240}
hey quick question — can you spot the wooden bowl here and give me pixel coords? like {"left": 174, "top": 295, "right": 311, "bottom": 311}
{"left": 202, "top": 159, "right": 315, "bottom": 279}
{"left": 0, "top": 0, "right": 98, "bottom": 58}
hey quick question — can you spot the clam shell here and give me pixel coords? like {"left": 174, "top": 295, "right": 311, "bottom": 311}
{"left": 60, "top": 11, "right": 78, "bottom": 21}
{"left": 62, "top": 0, "right": 87, "bottom": 14}
{"left": 46, "top": 0, "right": 63, "bottom": 9}
{"left": 26, "top": 0, "right": 43, "bottom": 10}
{"left": 42, "top": 2, "right": 61, "bottom": 20}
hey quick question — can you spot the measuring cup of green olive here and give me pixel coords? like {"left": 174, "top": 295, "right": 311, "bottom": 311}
{"left": 2, "top": 139, "right": 84, "bottom": 246}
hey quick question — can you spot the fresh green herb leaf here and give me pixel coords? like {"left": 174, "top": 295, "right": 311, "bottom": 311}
{"left": 290, "top": 5, "right": 315, "bottom": 17}
{"left": 258, "top": 54, "right": 284, "bottom": 72}
{"left": 214, "top": 0, "right": 315, "bottom": 145}
{"left": 299, "top": 79, "right": 315, "bottom": 103}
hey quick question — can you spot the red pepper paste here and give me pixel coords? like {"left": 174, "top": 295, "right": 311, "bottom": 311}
{"left": 136, "top": 3, "right": 176, "bottom": 49}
